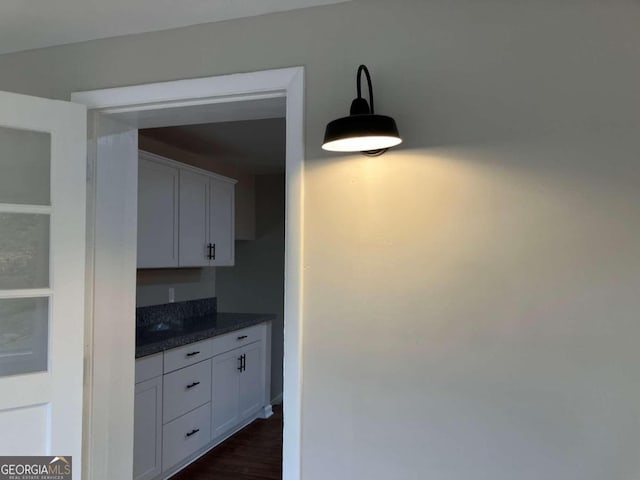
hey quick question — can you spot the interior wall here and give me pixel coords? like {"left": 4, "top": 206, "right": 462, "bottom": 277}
{"left": 136, "top": 268, "right": 215, "bottom": 307}
{"left": 2, "top": 1, "right": 640, "bottom": 479}
{"left": 216, "top": 174, "right": 286, "bottom": 402}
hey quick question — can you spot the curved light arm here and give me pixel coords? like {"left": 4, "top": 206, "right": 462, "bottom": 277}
{"left": 356, "top": 64, "right": 375, "bottom": 114}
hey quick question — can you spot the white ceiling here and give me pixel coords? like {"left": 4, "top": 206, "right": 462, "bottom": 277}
{"left": 0, "top": 0, "right": 349, "bottom": 55}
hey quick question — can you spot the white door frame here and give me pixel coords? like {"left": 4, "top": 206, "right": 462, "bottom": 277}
{"left": 72, "top": 66, "right": 305, "bottom": 480}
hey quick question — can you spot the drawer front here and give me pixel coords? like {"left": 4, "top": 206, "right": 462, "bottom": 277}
{"left": 135, "top": 353, "right": 163, "bottom": 384}
{"left": 210, "top": 324, "right": 266, "bottom": 357}
{"left": 162, "top": 402, "right": 211, "bottom": 472}
{"left": 163, "top": 359, "right": 212, "bottom": 423}
{"left": 164, "top": 338, "right": 213, "bottom": 373}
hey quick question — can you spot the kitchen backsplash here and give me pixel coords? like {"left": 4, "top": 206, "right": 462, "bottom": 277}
{"left": 136, "top": 297, "right": 217, "bottom": 328}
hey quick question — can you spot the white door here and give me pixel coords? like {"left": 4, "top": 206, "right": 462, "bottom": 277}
{"left": 0, "top": 91, "right": 86, "bottom": 477}
{"left": 238, "top": 342, "right": 266, "bottom": 420}
{"left": 178, "top": 170, "right": 209, "bottom": 267}
{"left": 209, "top": 178, "right": 235, "bottom": 266}
{"left": 211, "top": 349, "right": 241, "bottom": 438}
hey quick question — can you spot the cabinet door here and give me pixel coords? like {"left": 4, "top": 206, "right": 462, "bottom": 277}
{"left": 211, "top": 349, "right": 241, "bottom": 439}
{"left": 134, "top": 376, "right": 163, "bottom": 480}
{"left": 137, "top": 157, "right": 179, "bottom": 268}
{"left": 179, "top": 170, "right": 209, "bottom": 267}
{"left": 209, "top": 178, "right": 235, "bottom": 266}
{"left": 238, "top": 342, "right": 266, "bottom": 420}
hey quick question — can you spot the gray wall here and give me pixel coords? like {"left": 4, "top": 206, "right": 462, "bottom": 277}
{"left": 217, "top": 174, "right": 285, "bottom": 403}
{"left": 136, "top": 268, "right": 215, "bottom": 307}
{"left": 2, "top": 1, "right": 640, "bottom": 479}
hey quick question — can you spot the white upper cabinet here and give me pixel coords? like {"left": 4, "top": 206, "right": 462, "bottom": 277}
{"left": 137, "top": 154, "right": 179, "bottom": 268}
{"left": 136, "top": 151, "right": 236, "bottom": 269}
{"left": 178, "top": 170, "right": 210, "bottom": 267}
{"left": 209, "top": 178, "right": 235, "bottom": 267}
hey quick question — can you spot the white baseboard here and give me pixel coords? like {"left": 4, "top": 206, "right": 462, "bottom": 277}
{"left": 262, "top": 404, "right": 274, "bottom": 419}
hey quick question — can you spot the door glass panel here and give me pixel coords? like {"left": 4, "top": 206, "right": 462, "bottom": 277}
{"left": 0, "top": 126, "right": 50, "bottom": 206}
{"left": 0, "top": 297, "right": 48, "bottom": 377}
{"left": 0, "top": 213, "right": 50, "bottom": 290}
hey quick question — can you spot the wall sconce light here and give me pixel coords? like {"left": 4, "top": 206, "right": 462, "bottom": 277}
{"left": 322, "top": 64, "right": 402, "bottom": 156}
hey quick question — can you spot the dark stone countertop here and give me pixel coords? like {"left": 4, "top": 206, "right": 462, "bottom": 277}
{"left": 135, "top": 312, "right": 275, "bottom": 358}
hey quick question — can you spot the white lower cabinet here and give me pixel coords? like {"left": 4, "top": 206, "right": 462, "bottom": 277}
{"left": 163, "top": 359, "right": 212, "bottom": 424}
{"left": 211, "top": 349, "right": 242, "bottom": 438}
{"left": 134, "top": 323, "right": 269, "bottom": 480}
{"left": 162, "top": 402, "right": 212, "bottom": 472}
{"left": 212, "top": 341, "right": 266, "bottom": 439}
{"left": 238, "top": 341, "right": 266, "bottom": 420}
{"left": 134, "top": 376, "right": 163, "bottom": 480}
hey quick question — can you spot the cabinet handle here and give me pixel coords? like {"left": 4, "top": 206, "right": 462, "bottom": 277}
{"left": 237, "top": 335, "right": 248, "bottom": 341}
{"left": 212, "top": 243, "right": 216, "bottom": 260}
{"left": 186, "top": 351, "right": 200, "bottom": 357}
{"left": 186, "top": 381, "right": 200, "bottom": 389}
{"left": 242, "top": 353, "right": 246, "bottom": 372}
{"left": 207, "top": 243, "right": 213, "bottom": 260}
{"left": 185, "top": 429, "right": 200, "bottom": 438}
{"left": 237, "top": 356, "right": 243, "bottom": 371}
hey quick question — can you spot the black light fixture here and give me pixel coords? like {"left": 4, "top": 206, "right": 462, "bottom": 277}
{"left": 322, "top": 64, "right": 402, "bottom": 156}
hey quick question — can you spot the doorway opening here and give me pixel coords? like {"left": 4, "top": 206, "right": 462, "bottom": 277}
{"left": 136, "top": 114, "right": 285, "bottom": 478}
{"left": 72, "top": 67, "right": 304, "bottom": 480}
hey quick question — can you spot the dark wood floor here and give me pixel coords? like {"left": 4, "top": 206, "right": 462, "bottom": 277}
{"left": 171, "top": 405, "right": 283, "bottom": 480}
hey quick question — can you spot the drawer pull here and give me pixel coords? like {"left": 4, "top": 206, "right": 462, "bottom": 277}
{"left": 186, "top": 351, "right": 200, "bottom": 357}
{"left": 186, "top": 381, "right": 201, "bottom": 389}
{"left": 237, "top": 335, "right": 248, "bottom": 341}
{"left": 185, "top": 428, "right": 200, "bottom": 438}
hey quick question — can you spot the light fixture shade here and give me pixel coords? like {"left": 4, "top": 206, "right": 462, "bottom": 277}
{"left": 322, "top": 114, "right": 402, "bottom": 153}
{"left": 322, "top": 64, "right": 402, "bottom": 156}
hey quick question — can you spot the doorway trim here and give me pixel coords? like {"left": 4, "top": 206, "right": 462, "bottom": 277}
{"left": 72, "top": 66, "right": 305, "bottom": 480}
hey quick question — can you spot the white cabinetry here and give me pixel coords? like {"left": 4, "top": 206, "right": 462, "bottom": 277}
{"left": 133, "top": 324, "right": 270, "bottom": 480}
{"left": 163, "top": 359, "right": 212, "bottom": 423}
{"left": 134, "top": 377, "right": 163, "bottom": 480}
{"left": 209, "top": 178, "right": 235, "bottom": 266}
{"left": 136, "top": 150, "right": 236, "bottom": 269}
{"left": 134, "top": 354, "right": 163, "bottom": 480}
{"left": 137, "top": 155, "right": 179, "bottom": 268}
{"left": 163, "top": 337, "right": 213, "bottom": 373}
{"left": 211, "top": 349, "right": 242, "bottom": 438}
{"left": 211, "top": 340, "right": 266, "bottom": 438}
{"left": 178, "top": 170, "right": 210, "bottom": 267}
{"left": 162, "top": 402, "right": 212, "bottom": 472}
{"left": 238, "top": 341, "right": 266, "bottom": 420}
